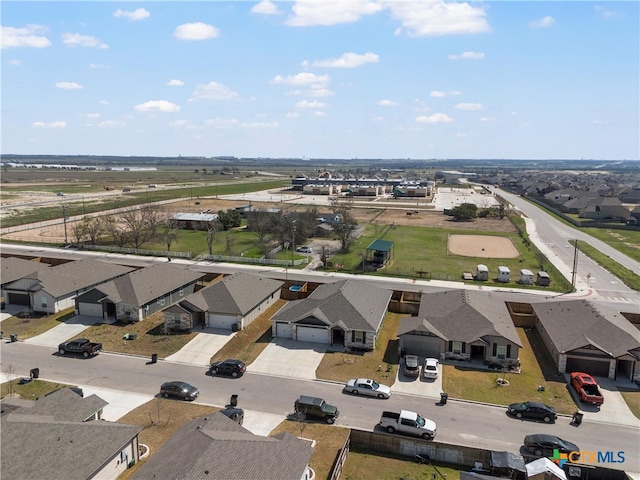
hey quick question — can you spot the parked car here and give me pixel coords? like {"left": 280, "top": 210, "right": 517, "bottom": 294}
{"left": 403, "top": 355, "right": 420, "bottom": 378}
{"left": 345, "top": 378, "right": 391, "bottom": 399}
{"left": 423, "top": 358, "right": 439, "bottom": 379}
{"left": 209, "top": 359, "right": 246, "bottom": 378}
{"left": 507, "top": 401, "right": 557, "bottom": 423}
{"left": 524, "top": 434, "right": 579, "bottom": 457}
{"left": 570, "top": 372, "right": 604, "bottom": 406}
{"left": 56, "top": 192, "right": 65, "bottom": 196}
{"left": 379, "top": 410, "right": 437, "bottom": 440}
{"left": 294, "top": 395, "right": 339, "bottom": 424}
{"left": 296, "top": 246, "right": 313, "bottom": 253}
{"left": 159, "top": 381, "right": 199, "bottom": 401}
{"left": 58, "top": 338, "right": 102, "bottom": 358}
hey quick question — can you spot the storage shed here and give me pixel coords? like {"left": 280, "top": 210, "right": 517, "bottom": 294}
{"left": 497, "top": 266, "right": 511, "bottom": 283}
{"left": 476, "top": 264, "right": 489, "bottom": 281}
{"left": 536, "top": 271, "right": 551, "bottom": 286}
{"left": 519, "top": 269, "right": 534, "bottom": 285}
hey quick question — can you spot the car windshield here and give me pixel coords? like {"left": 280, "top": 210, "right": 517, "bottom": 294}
{"left": 556, "top": 438, "right": 569, "bottom": 449}
{"left": 416, "top": 415, "right": 426, "bottom": 427}
{"left": 371, "top": 381, "right": 380, "bottom": 389}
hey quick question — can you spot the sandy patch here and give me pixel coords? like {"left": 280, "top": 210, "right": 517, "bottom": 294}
{"left": 448, "top": 234, "right": 520, "bottom": 258}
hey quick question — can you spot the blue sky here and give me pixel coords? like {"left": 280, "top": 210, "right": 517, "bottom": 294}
{"left": 2, "top": 1, "right": 638, "bottom": 160}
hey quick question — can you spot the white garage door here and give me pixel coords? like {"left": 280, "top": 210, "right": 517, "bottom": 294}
{"left": 296, "top": 326, "right": 330, "bottom": 344}
{"left": 78, "top": 302, "right": 103, "bottom": 317}
{"left": 209, "top": 314, "right": 238, "bottom": 329}
{"left": 276, "top": 322, "right": 292, "bottom": 339}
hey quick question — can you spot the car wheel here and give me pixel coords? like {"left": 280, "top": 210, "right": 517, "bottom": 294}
{"left": 83, "top": 351, "right": 89, "bottom": 358}
{"left": 326, "top": 417, "right": 335, "bottom": 424}
{"left": 163, "top": 393, "right": 169, "bottom": 398}
{"left": 543, "top": 416, "right": 551, "bottom": 423}
{"left": 534, "top": 449, "right": 543, "bottom": 457}
{"left": 59, "top": 348, "right": 65, "bottom": 355}
{"left": 231, "top": 371, "right": 238, "bottom": 378}
{"left": 377, "top": 393, "right": 386, "bottom": 399}
{"left": 422, "top": 433, "right": 433, "bottom": 440}
{"left": 386, "top": 426, "right": 396, "bottom": 434}
{"left": 516, "top": 412, "right": 523, "bottom": 419}
{"left": 185, "top": 396, "right": 191, "bottom": 401}
{"left": 211, "top": 368, "right": 217, "bottom": 375}
{"left": 351, "top": 389, "right": 359, "bottom": 395}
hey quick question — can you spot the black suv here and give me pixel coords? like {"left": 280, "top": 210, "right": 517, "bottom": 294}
{"left": 508, "top": 401, "right": 557, "bottom": 423}
{"left": 294, "top": 395, "right": 339, "bottom": 424}
{"left": 209, "top": 359, "right": 246, "bottom": 377}
{"left": 159, "top": 381, "right": 199, "bottom": 401}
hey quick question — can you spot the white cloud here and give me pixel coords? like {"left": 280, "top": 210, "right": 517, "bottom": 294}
{"left": 430, "top": 90, "right": 461, "bottom": 97}
{"left": 272, "top": 72, "right": 330, "bottom": 86}
{"left": 89, "top": 63, "right": 109, "bottom": 69}
{"left": 167, "top": 79, "right": 185, "bottom": 87}
{"left": 377, "top": 100, "right": 399, "bottom": 106}
{"left": 1, "top": 25, "right": 52, "bottom": 49}
{"left": 387, "top": 0, "right": 491, "bottom": 37}
{"left": 84, "top": 113, "right": 100, "bottom": 118}
{"left": 113, "top": 8, "right": 150, "bottom": 21}
{"left": 295, "top": 100, "right": 326, "bottom": 108}
{"left": 314, "top": 111, "right": 328, "bottom": 117}
{"left": 205, "top": 118, "right": 239, "bottom": 128}
{"left": 455, "top": 102, "right": 482, "bottom": 110}
{"left": 32, "top": 120, "right": 66, "bottom": 128}
{"left": 99, "top": 100, "right": 109, "bottom": 105}
{"left": 415, "top": 113, "right": 453, "bottom": 124}
{"left": 286, "top": 0, "right": 383, "bottom": 27}
{"left": 99, "top": 120, "right": 125, "bottom": 127}
{"left": 529, "top": 16, "right": 555, "bottom": 29}
{"left": 456, "top": 133, "right": 467, "bottom": 137}
{"left": 251, "top": 0, "right": 280, "bottom": 15}
{"left": 448, "top": 51, "right": 485, "bottom": 60}
{"left": 134, "top": 100, "right": 180, "bottom": 112}
{"left": 62, "top": 33, "right": 108, "bottom": 49}
{"left": 240, "top": 121, "right": 279, "bottom": 128}
{"left": 8, "top": 59, "right": 21, "bottom": 66}
{"left": 286, "top": 112, "right": 300, "bottom": 118}
{"left": 174, "top": 22, "right": 220, "bottom": 40}
{"left": 311, "top": 52, "right": 379, "bottom": 68}
{"left": 371, "top": 116, "right": 385, "bottom": 122}
{"left": 592, "top": 119, "right": 608, "bottom": 124}
{"left": 511, "top": 111, "right": 517, "bottom": 116}
{"left": 595, "top": 6, "right": 618, "bottom": 19}
{"left": 55, "top": 81, "right": 83, "bottom": 90}
{"left": 170, "top": 120, "right": 190, "bottom": 127}
{"left": 190, "top": 82, "right": 239, "bottom": 100}
{"left": 479, "top": 117, "right": 496, "bottom": 122}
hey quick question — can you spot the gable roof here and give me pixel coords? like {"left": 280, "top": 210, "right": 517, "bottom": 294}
{"left": 532, "top": 299, "right": 640, "bottom": 358}
{"left": 271, "top": 279, "right": 391, "bottom": 332}
{"left": 0, "top": 257, "right": 50, "bottom": 286}
{"left": 399, "top": 290, "right": 522, "bottom": 346}
{"left": 4, "top": 258, "right": 134, "bottom": 298}
{"left": 367, "top": 239, "right": 394, "bottom": 252}
{"left": 92, "top": 263, "right": 203, "bottom": 306}
{"left": 181, "top": 273, "right": 283, "bottom": 315}
{"left": 133, "top": 412, "right": 312, "bottom": 480}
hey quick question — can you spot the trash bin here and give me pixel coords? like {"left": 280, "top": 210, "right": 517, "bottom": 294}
{"left": 1, "top": 301, "right": 6, "bottom": 310}
{"left": 151, "top": 353, "right": 158, "bottom": 364}
{"left": 30, "top": 368, "right": 40, "bottom": 379}
{"left": 572, "top": 411, "right": 583, "bottom": 426}
{"left": 440, "top": 392, "right": 448, "bottom": 405}
{"left": 229, "top": 394, "right": 238, "bottom": 407}
{"left": 10, "top": 334, "right": 18, "bottom": 343}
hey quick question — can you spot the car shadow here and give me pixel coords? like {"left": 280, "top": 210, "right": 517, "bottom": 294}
{"left": 565, "top": 384, "right": 601, "bottom": 412}
{"left": 505, "top": 411, "right": 556, "bottom": 424}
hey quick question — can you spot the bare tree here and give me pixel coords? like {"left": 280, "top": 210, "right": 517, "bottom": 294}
{"left": 246, "top": 210, "right": 273, "bottom": 244}
{"left": 224, "top": 231, "right": 234, "bottom": 256}
{"left": 71, "top": 221, "right": 88, "bottom": 244}
{"left": 206, "top": 219, "right": 221, "bottom": 255}
{"left": 84, "top": 217, "right": 104, "bottom": 245}
{"left": 2, "top": 363, "right": 17, "bottom": 398}
{"left": 120, "top": 206, "right": 163, "bottom": 249}
{"left": 163, "top": 226, "right": 178, "bottom": 252}
{"left": 103, "top": 215, "right": 128, "bottom": 247}
{"left": 329, "top": 197, "right": 358, "bottom": 253}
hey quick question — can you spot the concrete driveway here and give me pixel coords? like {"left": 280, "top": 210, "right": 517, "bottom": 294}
{"left": 79, "top": 385, "right": 154, "bottom": 421}
{"left": 392, "top": 357, "right": 443, "bottom": 399}
{"left": 24, "top": 315, "right": 103, "bottom": 348}
{"left": 249, "top": 338, "right": 327, "bottom": 379}
{"left": 165, "top": 329, "right": 238, "bottom": 366}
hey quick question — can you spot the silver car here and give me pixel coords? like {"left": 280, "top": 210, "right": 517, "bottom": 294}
{"left": 345, "top": 378, "right": 391, "bottom": 399}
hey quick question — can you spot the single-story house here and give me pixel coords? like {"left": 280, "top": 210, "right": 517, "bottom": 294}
{"left": 74, "top": 263, "right": 203, "bottom": 321}
{"left": 1, "top": 258, "right": 134, "bottom": 313}
{"left": 270, "top": 279, "right": 392, "bottom": 349}
{"left": 170, "top": 212, "right": 219, "bottom": 230}
{"left": 531, "top": 299, "right": 640, "bottom": 381}
{"left": 163, "top": 272, "right": 283, "bottom": 331}
{"left": 398, "top": 290, "right": 522, "bottom": 364}
{"left": 578, "top": 197, "right": 631, "bottom": 221}
{"left": 1, "top": 388, "right": 142, "bottom": 480}
{"left": 132, "top": 412, "right": 314, "bottom": 480}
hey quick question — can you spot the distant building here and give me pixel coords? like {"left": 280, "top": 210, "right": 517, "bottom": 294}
{"left": 170, "top": 212, "right": 219, "bottom": 230}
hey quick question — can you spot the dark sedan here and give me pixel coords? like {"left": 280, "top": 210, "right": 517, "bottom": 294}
{"left": 508, "top": 401, "right": 557, "bottom": 423}
{"left": 159, "top": 381, "right": 199, "bottom": 401}
{"left": 524, "top": 434, "right": 579, "bottom": 457}
{"left": 209, "top": 359, "right": 246, "bottom": 377}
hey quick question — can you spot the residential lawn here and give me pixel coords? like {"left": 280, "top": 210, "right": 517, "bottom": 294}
{"left": 117, "top": 400, "right": 220, "bottom": 480}
{"left": 0, "top": 379, "right": 77, "bottom": 400}
{"left": 316, "top": 313, "right": 403, "bottom": 384}
{"left": 580, "top": 227, "right": 640, "bottom": 263}
{"left": 77, "top": 313, "right": 198, "bottom": 359}
{"left": 442, "top": 328, "right": 577, "bottom": 414}
{"left": 572, "top": 240, "right": 640, "bottom": 291}
{"left": 0, "top": 308, "right": 75, "bottom": 340}
{"left": 270, "top": 421, "right": 351, "bottom": 480}
{"left": 342, "top": 450, "right": 462, "bottom": 480}
{"left": 208, "top": 299, "right": 288, "bottom": 365}
{"left": 620, "top": 390, "right": 640, "bottom": 420}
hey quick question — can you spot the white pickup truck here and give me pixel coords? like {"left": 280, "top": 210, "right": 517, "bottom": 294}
{"left": 379, "top": 410, "right": 437, "bottom": 440}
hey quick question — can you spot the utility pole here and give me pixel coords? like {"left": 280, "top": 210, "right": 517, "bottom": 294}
{"left": 62, "top": 205, "right": 68, "bottom": 244}
{"left": 291, "top": 220, "right": 296, "bottom": 266}
{"left": 571, "top": 239, "right": 579, "bottom": 292}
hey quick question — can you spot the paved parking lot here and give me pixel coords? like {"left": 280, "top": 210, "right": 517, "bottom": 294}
{"left": 249, "top": 338, "right": 327, "bottom": 379}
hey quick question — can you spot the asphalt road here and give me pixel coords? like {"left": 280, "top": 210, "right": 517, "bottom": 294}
{"left": 2, "top": 341, "right": 638, "bottom": 472}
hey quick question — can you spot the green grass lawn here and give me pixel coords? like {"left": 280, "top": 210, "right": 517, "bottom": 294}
{"left": 572, "top": 240, "right": 640, "bottom": 290}
{"left": 580, "top": 227, "right": 640, "bottom": 262}
{"left": 0, "top": 308, "right": 75, "bottom": 340}
{"left": 343, "top": 450, "right": 462, "bottom": 480}
{"left": 1, "top": 379, "right": 77, "bottom": 400}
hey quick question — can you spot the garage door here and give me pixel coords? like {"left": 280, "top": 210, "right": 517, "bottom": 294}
{"left": 566, "top": 357, "right": 610, "bottom": 378}
{"left": 8, "top": 293, "right": 30, "bottom": 306}
{"left": 78, "top": 302, "right": 103, "bottom": 317}
{"left": 401, "top": 335, "right": 442, "bottom": 358}
{"left": 296, "top": 326, "right": 330, "bottom": 344}
{"left": 276, "top": 322, "right": 292, "bottom": 339}
{"left": 209, "top": 314, "right": 238, "bottom": 330}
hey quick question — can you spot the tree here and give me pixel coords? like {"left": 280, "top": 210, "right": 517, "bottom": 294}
{"left": 206, "top": 219, "right": 221, "bottom": 255}
{"left": 217, "top": 209, "right": 242, "bottom": 231}
{"left": 71, "top": 221, "right": 88, "bottom": 244}
{"left": 449, "top": 203, "right": 478, "bottom": 221}
{"left": 246, "top": 210, "right": 274, "bottom": 244}
{"left": 103, "top": 215, "right": 128, "bottom": 246}
{"left": 163, "top": 225, "right": 178, "bottom": 252}
{"left": 84, "top": 217, "right": 104, "bottom": 245}
{"left": 119, "top": 205, "right": 163, "bottom": 248}
{"left": 224, "top": 231, "right": 234, "bottom": 255}
{"left": 330, "top": 196, "right": 358, "bottom": 252}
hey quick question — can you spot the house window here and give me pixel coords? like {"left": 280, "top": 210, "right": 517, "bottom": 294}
{"left": 352, "top": 331, "right": 366, "bottom": 344}
{"left": 452, "top": 341, "right": 462, "bottom": 354}
{"left": 41, "top": 296, "right": 47, "bottom": 308}
{"left": 496, "top": 345, "right": 507, "bottom": 359}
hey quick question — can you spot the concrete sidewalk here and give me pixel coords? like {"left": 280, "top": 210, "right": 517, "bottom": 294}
{"left": 165, "top": 329, "right": 238, "bottom": 366}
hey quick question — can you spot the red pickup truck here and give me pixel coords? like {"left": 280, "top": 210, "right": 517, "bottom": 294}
{"left": 571, "top": 372, "right": 604, "bottom": 406}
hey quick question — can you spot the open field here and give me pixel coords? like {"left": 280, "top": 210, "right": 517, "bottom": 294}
{"left": 448, "top": 234, "right": 520, "bottom": 258}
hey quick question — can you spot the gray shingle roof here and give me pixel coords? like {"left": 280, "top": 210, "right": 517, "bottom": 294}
{"left": 182, "top": 272, "right": 283, "bottom": 315}
{"left": 0, "top": 257, "right": 50, "bottom": 285}
{"left": 532, "top": 299, "right": 640, "bottom": 358}
{"left": 271, "top": 279, "right": 392, "bottom": 332}
{"left": 399, "top": 289, "right": 522, "bottom": 346}
{"left": 95, "top": 263, "right": 203, "bottom": 306}
{"left": 133, "top": 412, "right": 312, "bottom": 480}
